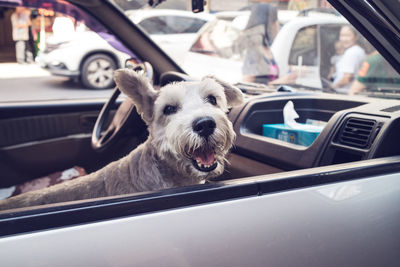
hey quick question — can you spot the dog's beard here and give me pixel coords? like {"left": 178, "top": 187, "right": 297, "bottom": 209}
{"left": 154, "top": 118, "right": 235, "bottom": 181}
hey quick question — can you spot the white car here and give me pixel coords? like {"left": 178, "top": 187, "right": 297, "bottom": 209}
{"left": 127, "top": 9, "right": 214, "bottom": 64}
{"left": 36, "top": 30, "right": 132, "bottom": 89}
{"left": 37, "top": 9, "right": 213, "bottom": 89}
{"left": 183, "top": 11, "right": 348, "bottom": 88}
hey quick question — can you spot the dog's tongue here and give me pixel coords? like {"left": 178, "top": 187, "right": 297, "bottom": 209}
{"left": 193, "top": 145, "right": 215, "bottom": 165}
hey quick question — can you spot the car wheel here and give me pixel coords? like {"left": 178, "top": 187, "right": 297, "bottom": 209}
{"left": 81, "top": 54, "right": 117, "bottom": 89}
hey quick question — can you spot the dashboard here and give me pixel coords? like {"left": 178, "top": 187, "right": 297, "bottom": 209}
{"left": 221, "top": 90, "right": 400, "bottom": 180}
{"left": 158, "top": 72, "right": 400, "bottom": 180}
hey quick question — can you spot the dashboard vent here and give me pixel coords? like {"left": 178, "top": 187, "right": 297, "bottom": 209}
{"left": 336, "top": 118, "right": 377, "bottom": 148}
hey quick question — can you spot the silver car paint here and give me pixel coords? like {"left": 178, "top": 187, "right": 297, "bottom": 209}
{"left": 1, "top": 172, "right": 399, "bottom": 266}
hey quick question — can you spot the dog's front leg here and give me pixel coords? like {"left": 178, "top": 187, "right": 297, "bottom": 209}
{"left": 0, "top": 173, "right": 107, "bottom": 211}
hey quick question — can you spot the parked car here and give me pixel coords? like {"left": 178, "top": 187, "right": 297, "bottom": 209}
{"left": 184, "top": 10, "right": 347, "bottom": 88}
{"left": 1, "top": 0, "right": 400, "bottom": 266}
{"left": 127, "top": 9, "right": 214, "bottom": 64}
{"left": 36, "top": 30, "right": 134, "bottom": 89}
{"left": 37, "top": 9, "right": 212, "bottom": 89}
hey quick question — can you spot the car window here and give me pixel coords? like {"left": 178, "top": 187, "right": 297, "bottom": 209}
{"left": 319, "top": 24, "right": 343, "bottom": 79}
{"left": 2, "top": 1, "right": 400, "bottom": 247}
{"left": 0, "top": 1, "right": 140, "bottom": 102}
{"left": 1, "top": 0, "right": 400, "bottom": 203}
{"left": 190, "top": 19, "right": 241, "bottom": 58}
{"left": 1, "top": 0, "right": 400, "bottom": 104}
{"left": 139, "top": 16, "right": 206, "bottom": 34}
{"left": 288, "top": 25, "right": 317, "bottom": 66}
{"left": 138, "top": 17, "right": 170, "bottom": 34}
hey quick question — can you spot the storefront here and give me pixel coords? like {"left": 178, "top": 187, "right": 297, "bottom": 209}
{"left": 0, "top": 8, "right": 15, "bottom": 62}
{"left": 0, "top": 7, "right": 55, "bottom": 63}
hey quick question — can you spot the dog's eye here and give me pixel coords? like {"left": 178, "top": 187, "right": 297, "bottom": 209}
{"left": 206, "top": 95, "right": 217, "bottom": 106}
{"left": 163, "top": 105, "right": 178, "bottom": 115}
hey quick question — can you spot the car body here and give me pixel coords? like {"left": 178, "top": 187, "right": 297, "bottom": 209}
{"left": 37, "top": 9, "right": 212, "bottom": 89}
{"left": 36, "top": 30, "right": 134, "bottom": 89}
{"left": 184, "top": 11, "right": 347, "bottom": 88}
{"left": 127, "top": 9, "right": 214, "bottom": 64}
{"left": 1, "top": 0, "right": 400, "bottom": 266}
{"left": 271, "top": 15, "right": 348, "bottom": 88}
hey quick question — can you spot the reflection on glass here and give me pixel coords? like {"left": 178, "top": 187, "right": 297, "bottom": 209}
{"left": 318, "top": 184, "right": 361, "bottom": 201}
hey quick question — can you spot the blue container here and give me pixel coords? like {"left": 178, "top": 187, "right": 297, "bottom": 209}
{"left": 262, "top": 123, "right": 322, "bottom": 147}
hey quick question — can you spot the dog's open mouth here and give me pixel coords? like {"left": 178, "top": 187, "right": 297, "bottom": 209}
{"left": 191, "top": 144, "right": 217, "bottom": 172}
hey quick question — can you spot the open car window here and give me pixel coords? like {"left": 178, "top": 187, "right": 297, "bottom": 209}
{"left": 0, "top": 0, "right": 141, "bottom": 99}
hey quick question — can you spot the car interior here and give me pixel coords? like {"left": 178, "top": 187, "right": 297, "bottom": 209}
{"left": 1, "top": 0, "right": 400, "bottom": 219}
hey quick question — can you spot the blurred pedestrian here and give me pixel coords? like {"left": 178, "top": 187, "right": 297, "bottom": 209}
{"left": 349, "top": 51, "right": 400, "bottom": 95}
{"left": 11, "top": 7, "right": 33, "bottom": 64}
{"left": 331, "top": 25, "right": 365, "bottom": 93}
{"left": 241, "top": 3, "right": 280, "bottom": 84}
{"left": 327, "top": 40, "right": 344, "bottom": 81}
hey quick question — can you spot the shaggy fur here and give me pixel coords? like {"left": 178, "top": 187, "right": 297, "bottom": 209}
{"left": 0, "top": 69, "right": 243, "bottom": 211}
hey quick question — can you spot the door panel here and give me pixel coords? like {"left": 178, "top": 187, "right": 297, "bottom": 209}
{"left": 0, "top": 100, "right": 129, "bottom": 187}
{"left": 1, "top": 135, "right": 94, "bottom": 187}
{"left": 0, "top": 111, "right": 96, "bottom": 147}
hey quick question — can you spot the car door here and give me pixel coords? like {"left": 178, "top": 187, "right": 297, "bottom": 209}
{"left": 0, "top": 99, "right": 112, "bottom": 187}
{"left": 1, "top": 1, "right": 400, "bottom": 266}
{"left": 280, "top": 21, "right": 347, "bottom": 89}
{"left": 1, "top": 156, "right": 400, "bottom": 267}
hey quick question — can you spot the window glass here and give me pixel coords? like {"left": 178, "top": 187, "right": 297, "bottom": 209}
{"left": 190, "top": 19, "right": 241, "bottom": 59}
{"left": 0, "top": 1, "right": 140, "bottom": 102}
{"left": 1, "top": 0, "right": 400, "bottom": 104}
{"left": 139, "top": 16, "right": 207, "bottom": 34}
{"left": 288, "top": 26, "right": 317, "bottom": 66}
{"left": 319, "top": 24, "right": 343, "bottom": 79}
{"left": 164, "top": 16, "right": 206, "bottom": 33}
{"left": 138, "top": 17, "right": 168, "bottom": 34}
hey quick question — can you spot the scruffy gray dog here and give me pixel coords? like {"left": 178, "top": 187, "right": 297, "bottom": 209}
{"left": 0, "top": 69, "right": 244, "bottom": 210}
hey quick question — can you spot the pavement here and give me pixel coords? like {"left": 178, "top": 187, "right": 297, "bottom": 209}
{"left": 0, "top": 62, "right": 51, "bottom": 79}
{"left": 0, "top": 62, "right": 114, "bottom": 102}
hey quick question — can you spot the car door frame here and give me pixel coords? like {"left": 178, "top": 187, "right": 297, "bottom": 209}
{"left": 1, "top": 156, "right": 400, "bottom": 249}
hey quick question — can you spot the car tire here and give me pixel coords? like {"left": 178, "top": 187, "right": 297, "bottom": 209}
{"left": 81, "top": 54, "right": 117, "bottom": 89}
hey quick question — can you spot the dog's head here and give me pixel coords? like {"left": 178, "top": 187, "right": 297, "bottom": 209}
{"left": 114, "top": 69, "right": 244, "bottom": 181}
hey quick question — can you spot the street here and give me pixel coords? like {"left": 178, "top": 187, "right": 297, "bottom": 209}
{"left": 0, "top": 63, "right": 114, "bottom": 102}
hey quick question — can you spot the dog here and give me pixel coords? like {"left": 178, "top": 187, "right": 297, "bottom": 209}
{"left": 0, "top": 69, "right": 244, "bottom": 210}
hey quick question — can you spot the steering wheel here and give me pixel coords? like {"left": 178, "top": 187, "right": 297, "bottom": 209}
{"left": 91, "top": 62, "right": 154, "bottom": 152}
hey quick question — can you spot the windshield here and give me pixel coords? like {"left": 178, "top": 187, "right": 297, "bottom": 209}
{"left": 0, "top": 0, "right": 399, "bottom": 101}
{"left": 113, "top": 0, "right": 400, "bottom": 99}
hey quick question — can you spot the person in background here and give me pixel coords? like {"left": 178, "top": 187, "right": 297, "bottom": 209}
{"left": 327, "top": 40, "right": 344, "bottom": 81}
{"left": 241, "top": 3, "right": 280, "bottom": 84}
{"left": 331, "top": 25, "right": 365, "bottom": 93}
{"left": 11, "top": 7, "right": 33, "bottom": 64}
{"left": 349, "top": 51, "right": 400, "bottom": 95}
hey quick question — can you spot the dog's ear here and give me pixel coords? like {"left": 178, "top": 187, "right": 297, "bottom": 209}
{"left": 204, "top": 76, "right": 244, "bottom": 107}
{"left": 114, "top": 69, "right": 158, "bottom": 123}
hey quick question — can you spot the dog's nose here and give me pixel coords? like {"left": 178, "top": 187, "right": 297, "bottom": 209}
{"left": 193, "top": 117, "right": 216, "bottom": 137}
